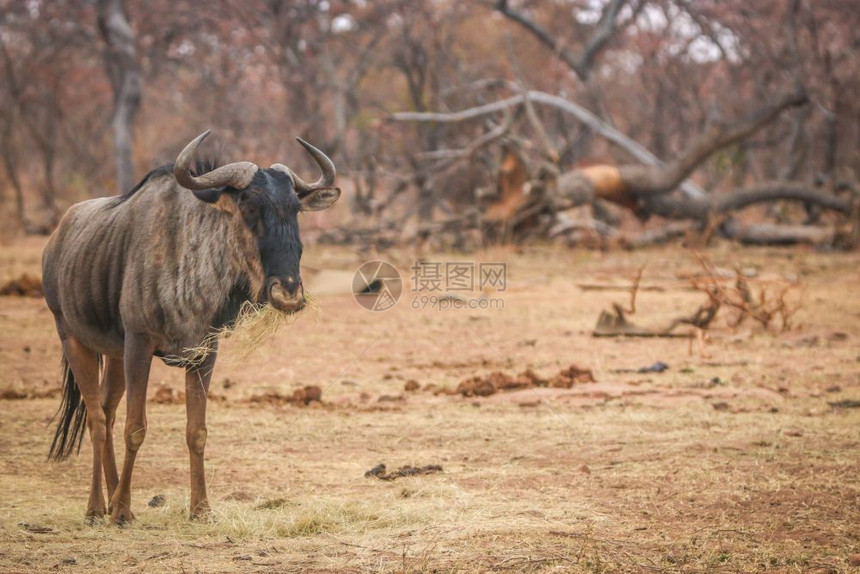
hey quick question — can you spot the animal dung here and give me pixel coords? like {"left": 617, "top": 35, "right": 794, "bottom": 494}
{"left": 364, "top": 463, "right": 443, "bottom": 481}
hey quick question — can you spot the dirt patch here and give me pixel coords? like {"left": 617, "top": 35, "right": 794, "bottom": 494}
{"left": 152, "top": 385, "right": 185, "bottom": 404}
{"left": 0, "top": 387, "right": 59, "bottom": 400}
{"left": 455, "top": 364, "right": 594, "bottom": 397}
{"left": 247, "top": 385, "right": 323, "bottom": 407}
{"left": 0, "top": 273, "right": 43, "bottom": 297}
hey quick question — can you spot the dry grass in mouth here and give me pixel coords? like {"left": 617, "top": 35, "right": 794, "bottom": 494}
{"left": 181, "top": 293, "right": 321, "bottom": 366}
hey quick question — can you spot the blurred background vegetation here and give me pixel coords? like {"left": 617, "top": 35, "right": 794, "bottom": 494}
{"left": 0, "top": 0, "right": 857, "bottom": 248}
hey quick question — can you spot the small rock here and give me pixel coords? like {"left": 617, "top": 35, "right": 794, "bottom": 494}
{"left": 148, "top": 494, "right": 166, "bottom": 507}
{"left": 638, "top": 361, "right": 669, "bottom": 373}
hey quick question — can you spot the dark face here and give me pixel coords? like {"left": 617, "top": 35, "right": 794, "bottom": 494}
{"left": 236, "top": 169, "right": 305, "bottom": 313}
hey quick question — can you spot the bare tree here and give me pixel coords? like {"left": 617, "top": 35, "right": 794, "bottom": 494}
{"left": 97, "top": 0, "right": 142, "bottom": 194}
{"left": 494, "top": 0, "right": 635, "bottom": 82}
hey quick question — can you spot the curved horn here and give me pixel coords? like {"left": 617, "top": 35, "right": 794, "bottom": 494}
{"left": 174, "top": 130, "right": 258, "bottom": 191}
{"left": 270, "top": 138, "right": 336, "bottom": 197}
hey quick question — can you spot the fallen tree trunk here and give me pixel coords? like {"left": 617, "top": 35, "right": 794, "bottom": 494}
{"left": 556, "top": 179, "right": 853, "bottom": 221}
{"left": 392, "top": 85, "right": 856, "bottom": 248}
{"left": 722, "top": 222, "right": 835, "bottom": 246}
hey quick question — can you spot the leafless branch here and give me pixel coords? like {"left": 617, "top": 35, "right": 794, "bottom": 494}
{"left": 493, "top": 0, "right": 628, "bottom": 81}
{"left": 391, "top": 90, "right": 708, "bottom": 199}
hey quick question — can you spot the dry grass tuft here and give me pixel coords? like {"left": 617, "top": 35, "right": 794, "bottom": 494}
{"left": 180, "top": 294, "right": 321, "bottom": 366}
{"left": 222, "top": 293, "right": 321, "bottom": 356}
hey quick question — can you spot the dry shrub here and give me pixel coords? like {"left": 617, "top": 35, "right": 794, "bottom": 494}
{"left": 691, "top": 253, "right": 802, "bottom": 332}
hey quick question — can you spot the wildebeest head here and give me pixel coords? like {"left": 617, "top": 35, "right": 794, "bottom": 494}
{"left": 173, "top": 131, "right": 340, "bottom": 313}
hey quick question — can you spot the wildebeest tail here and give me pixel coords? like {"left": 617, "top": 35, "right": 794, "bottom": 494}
{"left": 48, "top": 354, "right": 88, "bottom": 461}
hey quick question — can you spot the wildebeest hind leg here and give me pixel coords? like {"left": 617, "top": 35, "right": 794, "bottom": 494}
{"left": 109, "top": 335, "right": 153, "bottom": 525}
{"left": 60, "top": 336, "right": 106, "bottom": 520}
{"left": 186, "top": 347, "right": 217, "bottom": 519}
{"left": 100, "top": 357, "right": 125, "bottom": 507}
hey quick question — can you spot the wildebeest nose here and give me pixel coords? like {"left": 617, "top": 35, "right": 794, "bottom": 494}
{"left": 268, "top": 278, "right": 304, "bottom": 313}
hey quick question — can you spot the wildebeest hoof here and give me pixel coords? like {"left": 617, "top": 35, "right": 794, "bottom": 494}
{"left": 109, "top": 507, "right": 135, "bottom": 526}
{"left": 84, "top": 510, "right": 105, "bottom": 525}
{"left": 189, "top": 503, "right": 211, "bottom": 522}
{"left": 85, "top": 499, "right": 106, "bottom": 523}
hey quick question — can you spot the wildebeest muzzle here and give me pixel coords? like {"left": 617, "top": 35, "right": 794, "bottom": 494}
{"left": 267, "top": 276, "right": 304, "bottom": 313}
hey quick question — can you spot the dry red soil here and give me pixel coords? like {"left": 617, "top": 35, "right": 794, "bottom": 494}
{"left": 1, "top": 238, "right": 858, "bottom": 572}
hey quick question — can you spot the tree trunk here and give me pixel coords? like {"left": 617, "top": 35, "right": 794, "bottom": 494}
{"left": 97, "top": 0, "right": 141, "bottom": 195}
{"left": 0, "top": 110, "right": 26, "bottom": 228}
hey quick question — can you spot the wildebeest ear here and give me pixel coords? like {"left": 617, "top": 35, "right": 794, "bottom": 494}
{"left": 300, "top": 186, "right": 341, "bottom": 211}
{"left": 191, "top": 188, "right": 226, "bottom": 203}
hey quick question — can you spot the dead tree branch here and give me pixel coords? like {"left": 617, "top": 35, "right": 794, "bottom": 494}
{"left": 494, "top": 0, "right": 629, "bottom": 81}
{"left": 391, "top": 90, "right": 707, "bottom": 199}
{"left": 618, "top": 88, "right": 809, "bottom": 196}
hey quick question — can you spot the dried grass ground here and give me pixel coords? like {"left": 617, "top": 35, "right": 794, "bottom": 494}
{"left": 0, "top": 237, "right": 858, "bottom": 573}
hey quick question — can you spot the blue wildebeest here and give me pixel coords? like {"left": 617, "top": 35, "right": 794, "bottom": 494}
{"left": 42, "top": 131, "right": 340, "bottom": 523}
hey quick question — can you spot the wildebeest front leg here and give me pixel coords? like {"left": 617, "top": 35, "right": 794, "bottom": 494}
{"left": 109, "top": 335, "right": 153, "bottom": 525}
{"left": 100, "top": 357, "right": 125, "bottom": 507}
{"left": 61, "top": 336, "right": 105, "bottom": 520}
{"left": 186, "top": 348, "right": 216, "bottom": 519}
